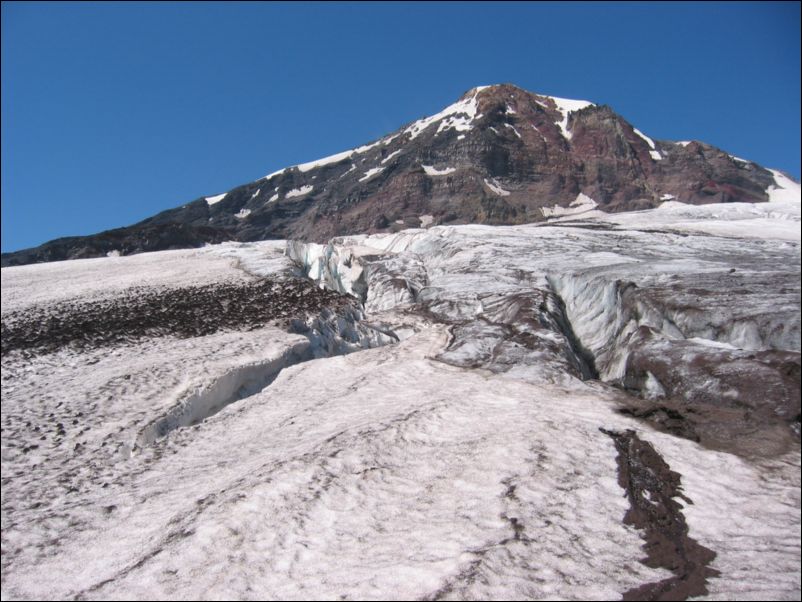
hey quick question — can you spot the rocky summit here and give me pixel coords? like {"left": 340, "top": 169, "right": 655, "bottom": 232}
{"left": 1, "top": 83, "right": 787, "bottom": 266}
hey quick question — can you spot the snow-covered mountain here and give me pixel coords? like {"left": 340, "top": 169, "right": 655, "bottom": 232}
{"left": 2, "top": 179, "right": 800, "bottom": 598}
{"left": 2, "top": 83, "right": 793, "bottom": 266}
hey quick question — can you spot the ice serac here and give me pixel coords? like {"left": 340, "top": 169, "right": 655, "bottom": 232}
{"left": 287, "top": 192, "right": 800, "bottom": 455}
{"left": 3, "top": 83, "right": 794, "bottom": 266}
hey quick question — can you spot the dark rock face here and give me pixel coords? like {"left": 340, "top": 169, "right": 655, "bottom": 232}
{"left": 2, "top": 83, "right": 786, "bottom": 266}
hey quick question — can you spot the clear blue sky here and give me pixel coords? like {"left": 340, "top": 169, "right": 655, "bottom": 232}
{"left": 2, "top": 1, "right": 800, "bottom": 252}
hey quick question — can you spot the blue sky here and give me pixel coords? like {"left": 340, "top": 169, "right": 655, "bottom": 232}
{"left": 2, "top": 1, "right": 800, "bottom": 252}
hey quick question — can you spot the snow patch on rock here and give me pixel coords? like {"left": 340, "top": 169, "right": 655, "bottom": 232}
{"left": 205, "top": 193, "right": 227, "bottom": 206}
{"left": 359, "top": 167, "right": 385, "bottom": 182}
{"left": 542, "top": 193, "right": 598, "bottom": 218}
{"left": 631, "top": 127, "right": 662, "bottom": 160}
{"left": 504, "top": 123, "right": 522, "bottom": 139}
{"left": 405, "top": 90, "right": 481, "bottom": 140}
{"left": 286, "top": 185, "right": 313, "bottom": 199}
{"left": 381, "top": 150, "right": 402, "bottom": 164}
{"left": 543, "top": 95, "right": 594, "bottom": 140}
{"left": 261, "top": 139, "right": 385, "bottom": 180}
{"left": 767, "top": 169, "right": 801, "bottom": 204}
{"left": 423, "top": 165, "right": 456, "bottom": 176}
{"left": 484, "top": 178, "right": 511, "bottom": 196}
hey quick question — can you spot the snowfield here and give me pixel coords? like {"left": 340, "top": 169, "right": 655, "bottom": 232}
{"left": 2, "top": 192, "right": 800, "bottom": 600}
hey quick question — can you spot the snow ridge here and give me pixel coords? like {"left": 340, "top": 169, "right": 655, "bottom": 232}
{"left": 405, "top": 89, "right": 482, "bottom": 140}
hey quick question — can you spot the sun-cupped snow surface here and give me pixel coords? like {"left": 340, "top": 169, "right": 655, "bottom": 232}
{"left": 2, "top": 322, "right": 684, "bottom": 600}
{"left": 641, "top": 198, "right": 799, "bottom": 241}
{"left": 205, "top": 240, "right": 297, "bottom": 279}
{"left": 3, "top": 267, "right": 798, "bottom": 600}
{"left": 2, "top": 208, "right": 800, "bottom": 599}
{"left": 423, "top": 165, "right": 457, "bottom": 176}
{"left": 550, "top": 183, "right": 801, "bottom": 242}
{"left": 204, "top": 193, "right": 227, "bottom": 205}
{"left": 0, "top": 246, "right": 253, "bottom": 314}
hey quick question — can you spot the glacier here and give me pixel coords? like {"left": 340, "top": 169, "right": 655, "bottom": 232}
{"left": 1, "top": 186, "right": 800, "bottom": 600}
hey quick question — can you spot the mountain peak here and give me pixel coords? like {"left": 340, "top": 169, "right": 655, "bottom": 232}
{"left": 465, "top": 83, "right": 594, "bottom": 108}
{"left": 464, "top": 82, "right": 537, "bottom": 98}
{"left": 2, "top": 83, "right": 792, "bottom": 266}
